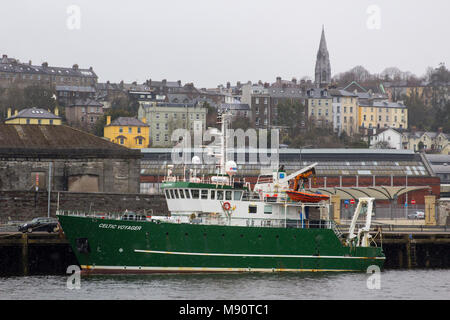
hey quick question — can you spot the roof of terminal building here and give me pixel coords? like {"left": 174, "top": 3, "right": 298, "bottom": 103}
{"left": 139, "top": 148, "right": 431, "bottom": 177}
{"left": 0, "top": 124, "right": 141, "bottom": 159}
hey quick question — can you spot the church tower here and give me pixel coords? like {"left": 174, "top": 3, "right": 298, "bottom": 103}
{"left": 314, "top": 26, "right": 331, "bottom": 88}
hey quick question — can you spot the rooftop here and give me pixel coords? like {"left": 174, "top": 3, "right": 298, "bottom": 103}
{"left": 6, "top": 107, "right": 60, "bottom": 120}
{"left": 108, "top": 117, "right": 149, "bottom": 127}
{"left": 0, "top": 124, "right": 140, "bottom": 159}
{"left": 0, "top": 55, "right": 97, "bottom": 78}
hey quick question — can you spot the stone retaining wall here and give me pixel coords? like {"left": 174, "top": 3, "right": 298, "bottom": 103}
{"left": 0, "top": 190, "right": 168, "bottom": 223}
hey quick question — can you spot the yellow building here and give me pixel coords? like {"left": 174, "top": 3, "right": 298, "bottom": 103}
{"left": 5, "top": 107, "right": 61, "bottom": 125}
{"left": 103, "top": 116, "right": 150, "bottom": 149}
{"left": 359, "top": 101, "right": 408, "bottom": 131}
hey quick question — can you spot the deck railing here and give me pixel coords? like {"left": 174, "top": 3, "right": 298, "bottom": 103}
{"left": 56, "top": 209, "right": 335, "bottom": 230}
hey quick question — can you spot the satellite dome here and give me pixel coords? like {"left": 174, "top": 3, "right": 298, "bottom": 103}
{"left": 225, "top": 160, "right": 237, "bottom": 176}
{"left": 192, "top": 156, "right": 201, "bottom": 164}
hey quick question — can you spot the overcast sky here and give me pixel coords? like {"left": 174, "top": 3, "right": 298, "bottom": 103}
{"left": 1, "top": 0, "right": 449, "bottom": 88}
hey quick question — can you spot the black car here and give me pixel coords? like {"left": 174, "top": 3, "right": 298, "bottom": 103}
{"left": 18, "top": 217, "right": 59, "bottom": 233}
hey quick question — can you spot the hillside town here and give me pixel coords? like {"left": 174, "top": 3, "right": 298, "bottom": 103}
{"left": 0, "top": 27, "right": 448, "bottom": 153}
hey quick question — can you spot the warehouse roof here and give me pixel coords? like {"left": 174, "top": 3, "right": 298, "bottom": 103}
{"left": 0, "top": 124, "right": 141, "bottom": 159}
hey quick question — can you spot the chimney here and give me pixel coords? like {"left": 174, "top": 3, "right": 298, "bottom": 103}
{"left": 14, "top": 110, "right": 18, "bottom": 116}
{"left": 72, "top": 64, "right": 79, "bottom": 70}
{"left": 142, "top": 117, "right": 147, "bottom": 124}
{"left": 89, "top": 66, "right": 93, "bottom": 71}
{"left": 42, "top": 62, "right": 48, "bottom": 68}
{"left": 162, "top": 79, "right": 167, "bottom": 86}
{"left": 7, "top": 108, "right": 11, "bottom": 118}
{"left": 1, "top": 54, "right": 7, "bottom": 63}
{"left": 55, "top": 106, "right": 59, "bottom": 116}
{"left": 177, "top": 80, "right": 181, "bottom": 87}
{"left": 276, "top": 76, "right": 281, "bottom": 84}
{"left": 106, "top": 116, "right": 111, "bottom": 125}
{"left": 292, "top": 77, "right": 297, "bottom": 84}
{"left": 226, "top": 82, "right": 230, "bottom": 89}
{"left": 29, "top": 60, "right": 32, "bottom": 65}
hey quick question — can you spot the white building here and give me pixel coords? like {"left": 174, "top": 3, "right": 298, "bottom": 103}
{"left": 369, "top": 128, "right": 403, "bottom": 149}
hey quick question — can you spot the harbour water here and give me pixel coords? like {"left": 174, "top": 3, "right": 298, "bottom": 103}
{"left": 1, "top": 269, "right": 449, "bottom": 300}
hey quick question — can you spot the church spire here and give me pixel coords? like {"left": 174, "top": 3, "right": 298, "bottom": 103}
{"left": 315, "top": 26, "right": 331, "bottom": 88}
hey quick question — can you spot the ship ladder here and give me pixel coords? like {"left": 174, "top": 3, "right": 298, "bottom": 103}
{"left": 331, "top": 221, "right": 344, "bottom": 239}
{"left": 410, "top": 240, "right": 417, "bottom": 267}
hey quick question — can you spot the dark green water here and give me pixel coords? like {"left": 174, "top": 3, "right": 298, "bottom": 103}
{"left": 1, "top": 269, "right": 449, "bottom": 300}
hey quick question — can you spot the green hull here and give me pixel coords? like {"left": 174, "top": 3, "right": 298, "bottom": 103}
{"left": 57, "top": 215, "right": 385, "bottom": 273}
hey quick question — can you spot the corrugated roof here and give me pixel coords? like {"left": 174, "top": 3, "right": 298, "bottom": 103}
{"left": 0, "top": 124, "right": 140, "bottom": 158}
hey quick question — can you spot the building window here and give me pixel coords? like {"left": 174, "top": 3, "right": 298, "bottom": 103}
{"left": 120, "top": 138, "right": 124, "bottom": 144}
{"left": 128, "top": 127, "right": 132, "bottom": 133}
{"left": 119, "top": 127, "right": 123, "bottom": 133}
{"left": 38, "top": 120, "right": 41, "bottom": 124}
{"left": 137, "top": 127, "right": 141, "bottom": 134}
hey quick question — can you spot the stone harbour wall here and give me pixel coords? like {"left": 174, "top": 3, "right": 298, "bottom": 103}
{"left": 0, "top": 190, "right": 168, "bottom": 223}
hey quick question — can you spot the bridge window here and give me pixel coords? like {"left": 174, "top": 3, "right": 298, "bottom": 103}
{"left": 191, "top": 189, "right": 199, "bottom": 199}
{"left": 233, "top": 191, "right": 243, "bottom": 201}
{"left": 174, "top": 189, "right": 180, "bottom": 199}
{"left": 201, "top": 190, "right": 208, "bottom": 199}
{"left": 217, "top": 190, "right": 224, "bottom": 200}
{"left": 169, "top": 189, "right": 175, "bottom": 199}
{"left": 249, "top": 205, "right": 257, "bottom": 214}
{"left": 210, "top": 190, "right": 215, "bottom": 199}
{"left": 165, "top": 189, "right": 171, "bottom": 199}
{"left": 184, "top": 189, "right": 191, "bottom": 199}
{"left": 179, "top": 189, "right": 185, "bottom": 199}
{"left": 225, "top": 191, "right": 232, "bottom": 200}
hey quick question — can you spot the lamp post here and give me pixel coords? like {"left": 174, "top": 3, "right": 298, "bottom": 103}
{"left": 299, "top": 145, "right": 313, "bottom": 166}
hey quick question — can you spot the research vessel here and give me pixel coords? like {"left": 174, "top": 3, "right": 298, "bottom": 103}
{"left": 57, "top": 113, "right": 385, "bottom": 273}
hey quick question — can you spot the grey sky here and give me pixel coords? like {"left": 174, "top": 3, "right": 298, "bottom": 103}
{"left": 1, "top": 0, "right": 449, "bottom": 88}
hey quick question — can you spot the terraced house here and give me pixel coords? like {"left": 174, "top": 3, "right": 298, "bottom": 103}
{"left": 358, "top": 100, "right": 408, "bottom": 131}
{"left": 307, "top": 88, "right": 333, "bottom": 129}
{"left": 330, "top": 89, "right": 358, "bottom": 135}
{"left": 0, "top": 54, "right": 97, "bottom": 90}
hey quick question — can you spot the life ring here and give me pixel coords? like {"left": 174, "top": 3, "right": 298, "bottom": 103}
{"left": 223, "top": 202, "right": 231, "bottom": 211}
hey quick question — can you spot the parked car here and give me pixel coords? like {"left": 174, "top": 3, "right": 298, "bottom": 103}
{"left": 407, "top": 211, "right": 425, "bottom": 219}
{"left": 18, "top": 217, "right": 59, "bottom": 233}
